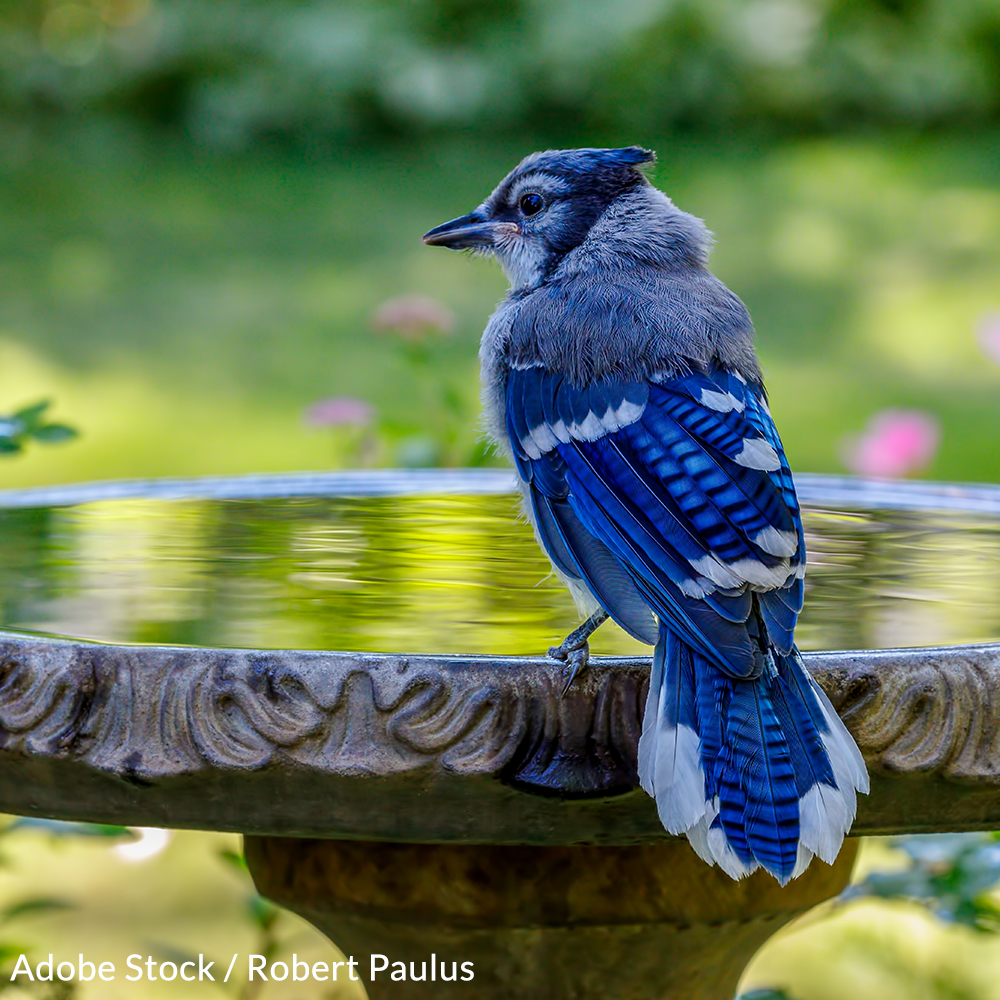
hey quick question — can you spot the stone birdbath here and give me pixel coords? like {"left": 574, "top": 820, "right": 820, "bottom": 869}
{"left": 1, "top": 469, "right": 1000, "bottom": 1000}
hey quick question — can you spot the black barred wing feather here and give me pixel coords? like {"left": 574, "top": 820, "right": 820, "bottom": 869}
{"left": 505, "top": 364, "right": 805, "bottom": 677}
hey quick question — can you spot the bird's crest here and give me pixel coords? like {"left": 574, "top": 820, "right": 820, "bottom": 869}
{"left": 513, "top": 146, "right": 655, "bottom": 181}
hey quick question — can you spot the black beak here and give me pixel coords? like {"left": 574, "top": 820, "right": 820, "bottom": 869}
{"left": 422, "top": 211, "right": 500, "bottom": 250}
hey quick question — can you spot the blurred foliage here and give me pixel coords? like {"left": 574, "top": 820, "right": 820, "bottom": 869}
{"left": 1, "top": 132, "right": 998, "bottom": 488}
{"left": 0, "top": 401, "right": 76, "bottom": 457}
{"left": 847, "top": 833, "right": 1000, "bottom": 932}
{"left": 0, "top": 818, "right": 84, "bottom": 999}
{"left": 0, "top": 820, "right": 356, "bottom": 1000}
{"left": 1, "top": 0, "right": 1000, "bottom": 150}
{"left": 218, "top": 849, "right": 288, "bottom": 1000}
{"left": 742, "top": 835, "right": 1000, "bottom": 1000}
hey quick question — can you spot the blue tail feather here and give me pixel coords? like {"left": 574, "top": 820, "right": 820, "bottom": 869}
{"left": 639, "top": 621, "right": 868, "bottom": 884}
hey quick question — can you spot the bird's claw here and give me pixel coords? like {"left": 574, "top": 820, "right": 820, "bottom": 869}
{"left": 548, "top": 639, "right": 591, "bottom": 696}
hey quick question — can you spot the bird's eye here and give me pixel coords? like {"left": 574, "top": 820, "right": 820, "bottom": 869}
{"left": 518, "top": 193, "right": 545, "bottom": 217}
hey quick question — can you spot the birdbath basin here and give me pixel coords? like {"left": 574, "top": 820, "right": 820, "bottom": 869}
{"left": 2, "top": 469, "right": 1000, "bottom": 999}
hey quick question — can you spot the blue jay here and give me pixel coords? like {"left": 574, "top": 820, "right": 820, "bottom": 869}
{"left": 423, "top": 147, "right": 868, "bottom": 884}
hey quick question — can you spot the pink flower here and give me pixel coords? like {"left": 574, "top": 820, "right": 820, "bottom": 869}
{"left": 842, "top": 409, "right": 940, "bottom": 479}
{"left": 372, "top": 295, "right": 455, "bottom": 341}
{"left": 304, "top": 397, "right": 375, "bottom": 428}
{"left": 977, "top": 312, "right": 1000, "bottom": 365}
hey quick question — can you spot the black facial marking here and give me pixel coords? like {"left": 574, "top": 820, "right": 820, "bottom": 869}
{"left": 485, "top": 147, "right": 657, "bottom": 285}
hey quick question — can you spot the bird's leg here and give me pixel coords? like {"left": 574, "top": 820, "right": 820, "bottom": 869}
{"left": 548, "top": 610, "right": 610, "bottom": 695}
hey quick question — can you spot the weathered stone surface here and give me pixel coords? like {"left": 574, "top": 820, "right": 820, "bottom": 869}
{"left": 1, "top": 631, "right": 999, "bottom": 841}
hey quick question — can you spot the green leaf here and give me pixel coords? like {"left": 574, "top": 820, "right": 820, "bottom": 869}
{"left": 0, "top": 439, "right": 22, "bottom": 455}
{"left": 0, "top": 897, "right": 73, "bottom": 922}
{"left": 0, "top": 943, "right": 30, "bottom": 964}
{"left": 7, "top": 818, "right": 133, "bottom": 839}
{"left": 219, "top": 849, "right": 248, "bottom": 872}
{"left": 89, "top": 823, "right": 134, "bottom": 838}
{"left": 32, "top": 424, "right": 78, "bottom": 444}
{"left": 249, "top": 895, "right": 278, "bottom": 931}
{"left": 12, "top": 401, "right": 51, "bottom": 429}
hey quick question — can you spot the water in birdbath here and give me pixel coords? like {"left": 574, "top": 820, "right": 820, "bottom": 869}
{"left": 1, "top": 488, "right": 999, "bottom": 655}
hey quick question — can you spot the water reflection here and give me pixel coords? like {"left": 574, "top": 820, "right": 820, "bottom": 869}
{"left": 1, "top": 493, "right": 999, "bottom": 655}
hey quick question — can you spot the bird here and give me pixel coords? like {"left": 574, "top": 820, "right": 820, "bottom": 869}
{"left": 422, "top": 146, "right": 868, "bottom": 884}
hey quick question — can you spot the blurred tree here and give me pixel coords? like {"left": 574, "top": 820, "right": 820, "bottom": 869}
{"left": 2, "top": 0, "right": 999, "bottom": 150}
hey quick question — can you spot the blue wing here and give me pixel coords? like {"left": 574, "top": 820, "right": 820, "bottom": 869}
{"left": 506, "top": 363, "right": 805, "bottom": 678}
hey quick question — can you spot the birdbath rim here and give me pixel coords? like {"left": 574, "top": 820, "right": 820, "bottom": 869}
{"left": 0, "top": 469, "right": 999, "bottom": 845}
{"left": 1, "top": 468, "right": 1000, "bottom": 516}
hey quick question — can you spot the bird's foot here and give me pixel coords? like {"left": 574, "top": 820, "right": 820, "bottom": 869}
{"left": 547, "top": 610, "right": 609, "bottom": 696}
{"left": 548, "top": 637, "right": 592, "bottom": 696}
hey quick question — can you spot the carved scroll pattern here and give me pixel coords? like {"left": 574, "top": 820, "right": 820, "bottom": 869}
{"left": 1, "top": 634, "right": 1000, "bottom": 791}
{"left": 0, "top": 644, "right": 96, "bottom": 754}
{"left": 820, "top": 647, "right": 1000, "bottom": 783}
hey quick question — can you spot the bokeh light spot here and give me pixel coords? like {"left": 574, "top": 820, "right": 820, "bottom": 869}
{"left": 41, "top": 3, "right": 105, "bottom": 66}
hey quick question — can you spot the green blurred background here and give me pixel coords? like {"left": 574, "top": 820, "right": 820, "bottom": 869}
{"left": 1, "top": 0, "right": 999, "bottom": 485}
{"left": 1, "top": 1, "right": 1000, "bottom": 999}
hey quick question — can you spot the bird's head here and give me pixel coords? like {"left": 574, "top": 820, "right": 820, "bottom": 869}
{"left": 422, "top": 146, "right": 655, "bottom": 290}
